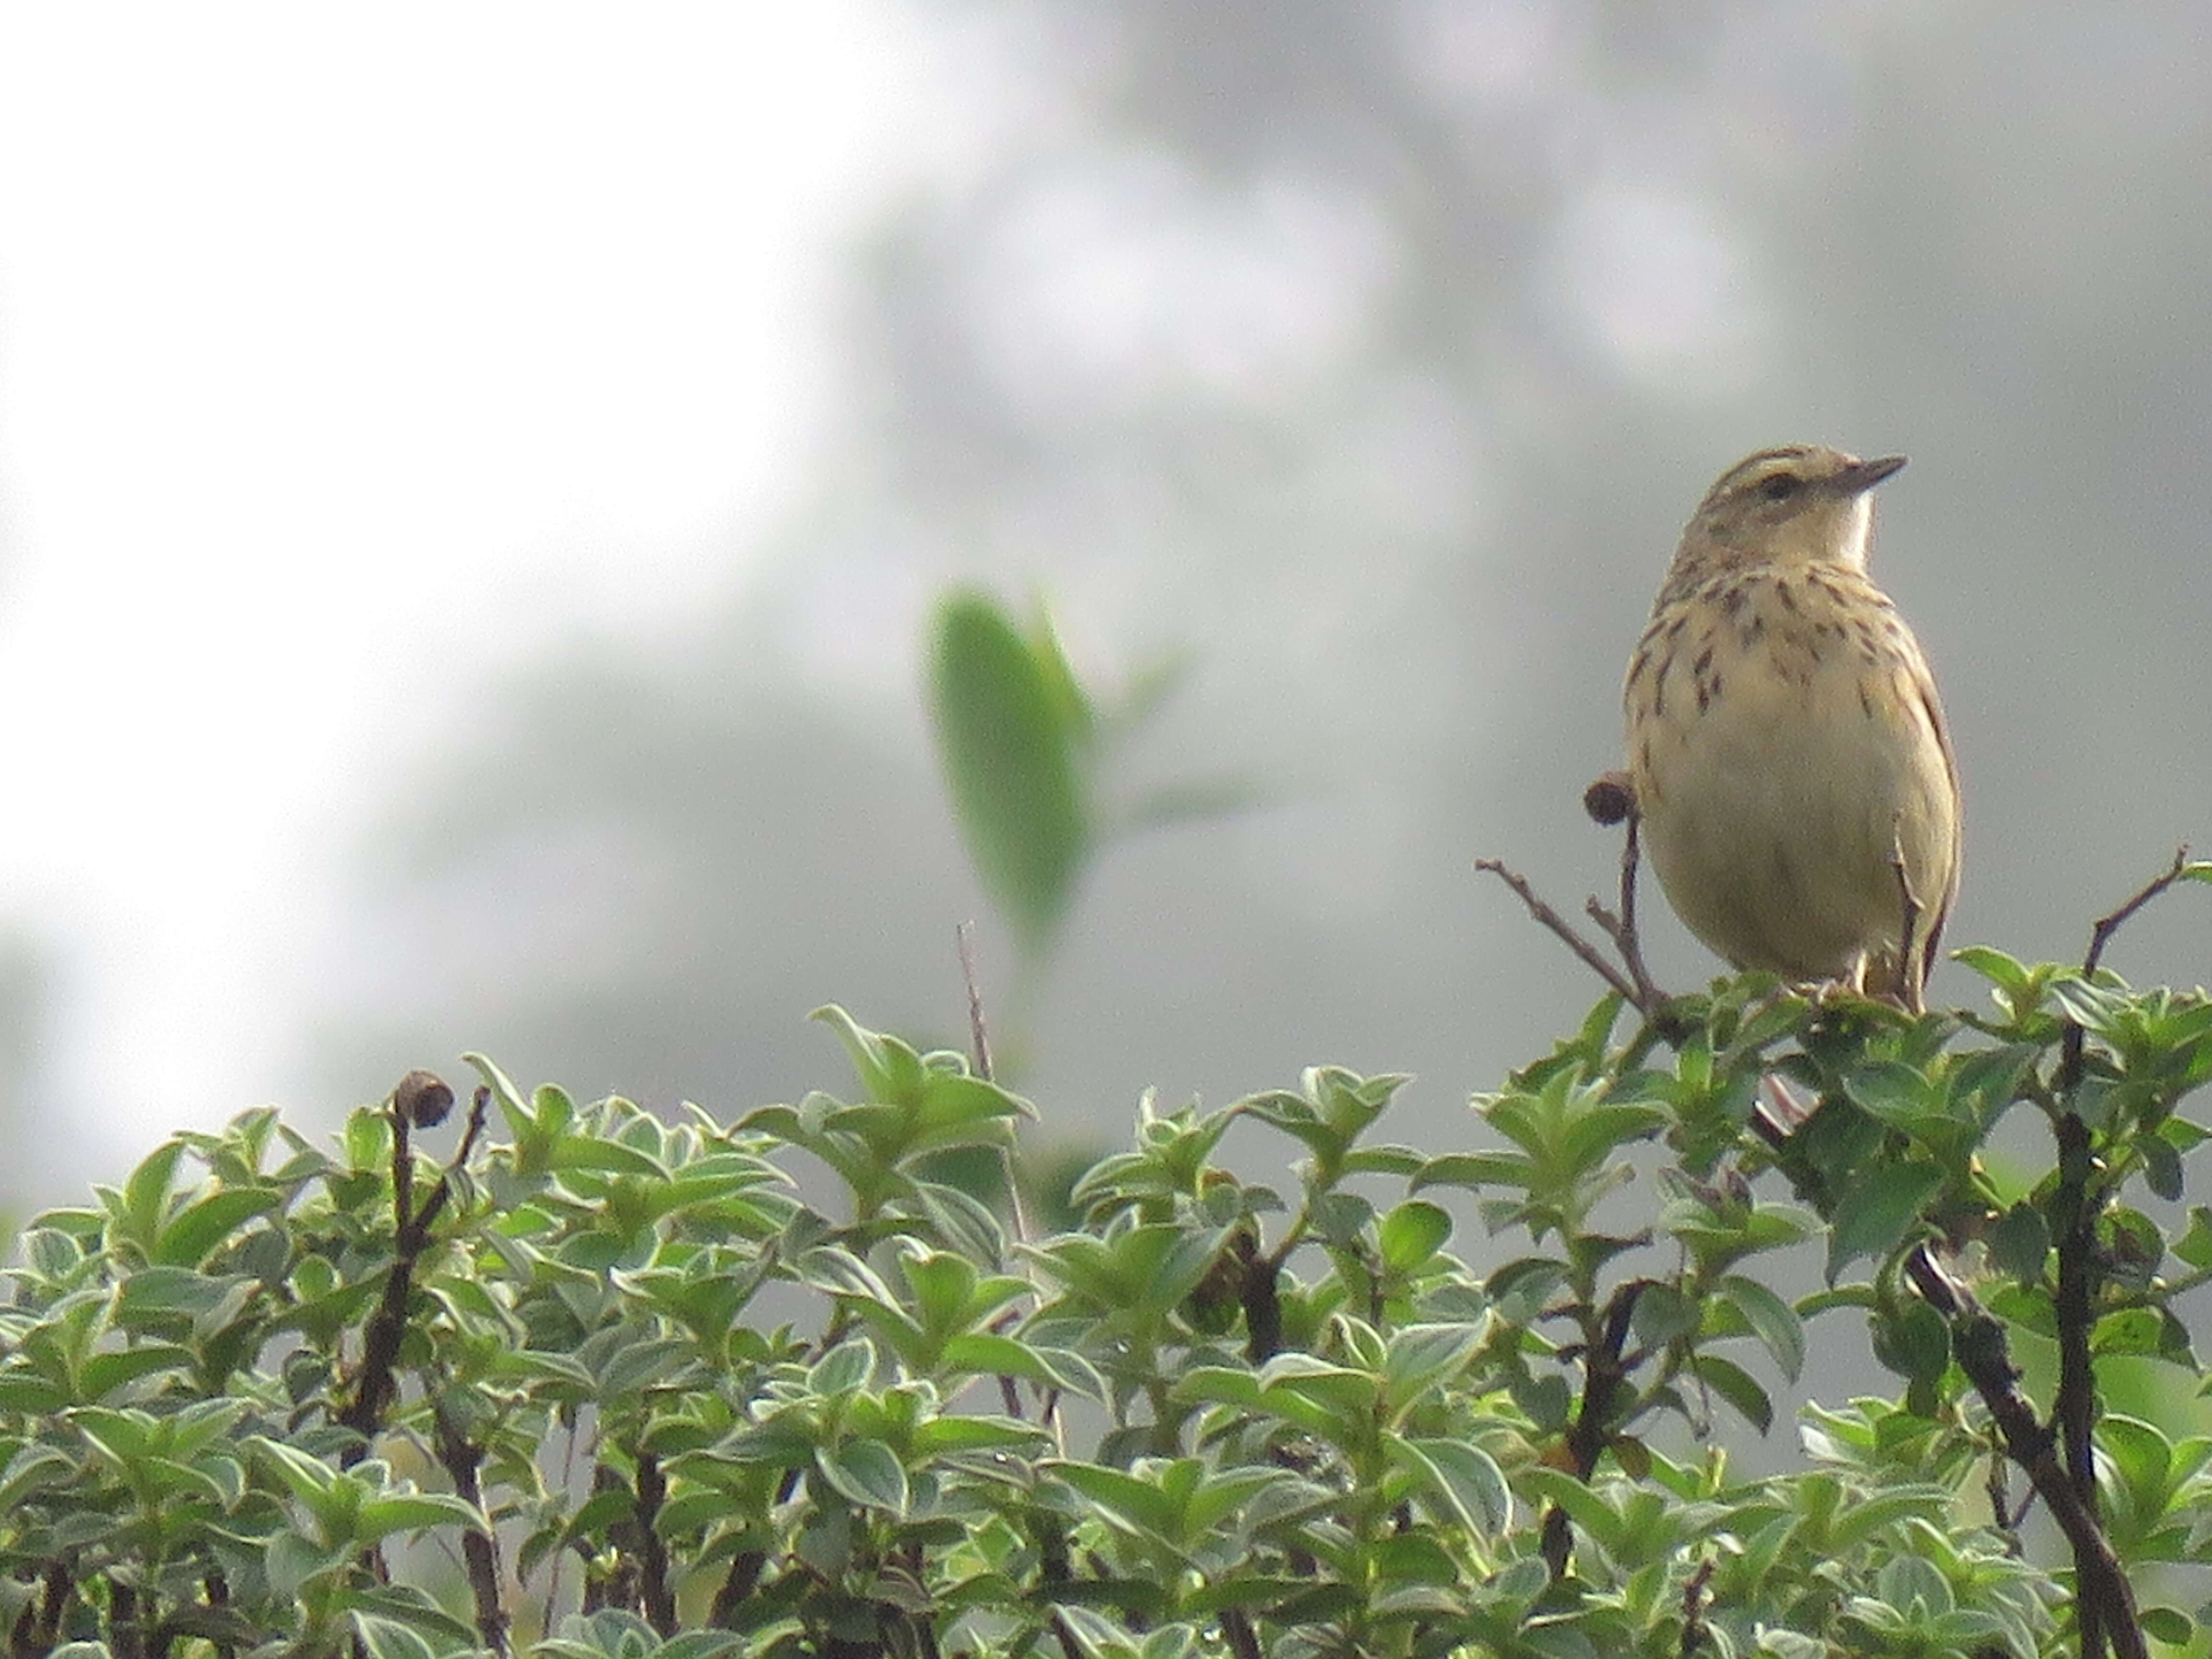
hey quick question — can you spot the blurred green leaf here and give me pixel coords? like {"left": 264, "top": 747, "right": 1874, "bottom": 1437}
{"left": 927, "top": 591, "right": 1092, "bottom": 954}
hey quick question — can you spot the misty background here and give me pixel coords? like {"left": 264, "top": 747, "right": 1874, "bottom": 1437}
{"left": 1, "top": 2, "right": 2210, "bottom": 1215}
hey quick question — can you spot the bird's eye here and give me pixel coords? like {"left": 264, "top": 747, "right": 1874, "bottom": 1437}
{"left": 1758, "top": 473, "right": 1803, "bottom": 502}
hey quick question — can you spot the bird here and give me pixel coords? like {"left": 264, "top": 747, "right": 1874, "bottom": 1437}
{"left": 1622, "top": 445, "right": 1961, "bottom": 1010}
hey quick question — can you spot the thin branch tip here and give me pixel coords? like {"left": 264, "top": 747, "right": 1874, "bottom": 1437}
{"left": 1478, "top": 852, "right": 1662, "bottom": 1015}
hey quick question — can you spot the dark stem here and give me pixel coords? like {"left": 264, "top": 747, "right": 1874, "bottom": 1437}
{"left": 337, "top": 1107, "right": 416, "bottom": 1459}
{"left": 2051, "top": 1108, "right": 2104, "bottom": 1658}
{"left": 339, "top": 1084, "right": 493, "bottom": 1460}
{"left": 433, "top": 1404, "right": 510, "bottom": 1658}
{"left": 1907, "top": 1248, "right": 2142, "bottom": 1659}
{"left": 2050, "top": 1111, "right": 2100, "bottom": 1507}
{"left": 635, "top": 1453, "right": 678, "bottom": 1637}
{"left": 1220, "top": 1608, "right": 1263, "bottom": 1659}
{"left": 710, "top": 1551, "right": 768, "bottom": 1628}
{"left": 1541, "top": 1280, "right": 1647, "bottom": 1577}
{"left": 1985, "top": 1441, "right": 2021, "bottom": 1556}
{"left": 1679, "top": 1559, "right": 1714, "bottom": 1659}
{"left": 109, "top": 1583, "right": 143, "bottom": 1659}
{"left": 1746, "top": 1094, "right": 2144, "bottom": 1659}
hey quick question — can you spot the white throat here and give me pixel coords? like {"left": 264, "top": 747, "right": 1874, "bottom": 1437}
{"left": 1838, "top": 493, "right": 1875, "bottom": 568}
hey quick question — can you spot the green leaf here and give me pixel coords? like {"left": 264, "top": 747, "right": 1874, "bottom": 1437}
{"left": 1719, "top": 1274, "right": 1804, "bottom": 1382}
{"left": 928, "top": 591, "right": 1091, "bottom": 953}
{"left": 2050, "top": 976, "right": 2129, "bottom": 1037}
{"left": 1628, "top": 1283, "right": 1699, "bottom": 1349}
{"left": 2140, "top": 1606, "right": 2195, "bottom": 1645}
{"left": 2141, "top": 1134, "right": 2185, "bottom": 1201}
{"left": 939, "top": 1333, "right": 1106, "bottom": 1399}
{"left": 1944, "top": 1043, "right": 2040, "bottom": 1127}
{"left": 810, "top": 1337, "right": 879, "bottom": 1396}
{"left": 1388, "top": 1435, "right": 1512, "bottom": 1534}
{"left": 1840, "top": 1061, "right": 1939, "bottom": 1130}
{"left": 1985, "top": 1203, "right": 2050, "bottom": 1283}
{"left": 79, "top": 1345, "right": 195, "bottom": 1401}
{"left": 1953, "top": 946, "right": 2031, "bottom": 991}
{"left": 1412, "top": 1151, "right": 1536, "bottom": 1192}
{"left": 1486, "top": 1257, "right": 1570, "bottom": 1324}
{"left": 266, "top": 1529, "right": 349, "bottom": 1599}
{"left": 462, "top": 1051, "right": 535, "bottom": 1142}
{"left": 354, "top": 1492, "right": 489, "bottom": 1545}
{"left": 349, "top": 1612, "right": 437, "bottom": 1659}
{"left": 547, "top": 1136, "right": 669, "bottom": 1179}
{"left": 151, "top": 1186, "right": 281, "bottom": 1268}
{"left": 1048, "top": 1460, "right": 1180, "bottom": 1547}
{"left": 816, "top": 1438, "right": 909, "bottom": 1514}
{"left": 114, "top": 1266, "right": 240, "bottom": 1322}
{"left": 1381, "top": 1323, "right": 1485, "bottom": 1415}
{"left": 2174, "top": 1205, "right": 2212, "bottom": 1270}
{"left": 1869, "top": 1299, "right": 1950, "bottom": 1383}
{"left": 2090, "top": 1306, "right": 2189, "bottom": 1364}
{"left": 1826, "top": 1486, "right": 1951, "bottom": 1552}
{"left": 2095, "top": 1413, "right": 2171, "bottom": 1508}
{"left": 1688, "top": 1352, "right": 1772, "bottom": 1434}
{"left": 1377, "top": 1201, "right": 1453, "bottom": 1273}
{"left": 114, "top": 1140, "right": 188, "bottom": 1252}
{"left": 1827, "top": 1161, "right": 1945, "bottom": 1281}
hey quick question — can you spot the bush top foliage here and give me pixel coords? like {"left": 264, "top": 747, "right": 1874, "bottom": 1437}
{"left": 6, "top": 948, "right": 2212, "bottom": 1659}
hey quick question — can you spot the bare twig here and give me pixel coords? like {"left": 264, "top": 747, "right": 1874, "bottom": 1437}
{"left": 1585, "top": 807, "right": 1663, "bottom": 1012}
{"left": 2085, "top": 844, "right": 2192, "bottom": 980}
{"left": 2062, "top": 847, "right": 2194, "bottom": 1093}
{"left": 957, "top": 920, "right": 994, "bottom": 1083}
{"left": 958, "top": 926, "right": 1066, "bottom": 1459}
{"left": 1483, "top": 774, "right": 1671, "bottom": 1016}
{"left": 955, "top": 922, "right": 1035, "bottom": 1242}
{"left": 1617, "top": 806, "right": 1658, "bottom": 1001}
{"left": 1478, "top": 859, "right": 1646, "bottom": 1010}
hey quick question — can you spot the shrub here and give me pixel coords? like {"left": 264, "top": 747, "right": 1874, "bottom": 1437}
{"left": 5, "top": 930, "right": 2212, "bottom": 1658}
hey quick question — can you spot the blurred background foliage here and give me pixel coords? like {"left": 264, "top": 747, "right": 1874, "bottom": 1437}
{"left": 7, "top": 1, "right": 2212, "bottom": 1208}
{"left": 329, "top": 0, "right": 2212, "bottom": 1151}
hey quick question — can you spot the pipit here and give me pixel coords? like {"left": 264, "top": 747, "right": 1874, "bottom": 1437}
{"left": 1623, "top": 445, "right": 1961, "bottom": 1010}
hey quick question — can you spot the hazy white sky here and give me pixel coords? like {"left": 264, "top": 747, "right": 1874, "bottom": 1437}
{"left": 0, "top": 5, "right": 943, "bottom": 1178}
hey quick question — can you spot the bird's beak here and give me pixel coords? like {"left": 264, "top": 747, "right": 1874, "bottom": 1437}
{"left": 1834, "top": 454, "right": 1908, "bottom": 494}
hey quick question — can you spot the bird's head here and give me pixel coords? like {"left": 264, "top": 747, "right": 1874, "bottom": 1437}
{"left": 1680, "top": 444, "right": 1906, "bottom": 571}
